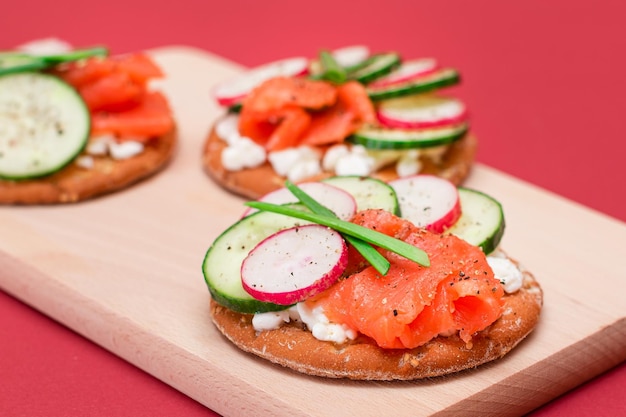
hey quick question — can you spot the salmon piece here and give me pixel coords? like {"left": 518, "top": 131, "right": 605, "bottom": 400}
{"left": 54, "top": 57, "right": 117, "bottom": 88}
{"left": 238, "top": 114, "right": 275, "bottom": 145}
{"left": 237, "top": 77, "right": 375, "bottom": 150}
{"left": 299, "top": 81, "right": 376, "bottom": 147}
{"left": 112, "top": 53, "right": 164, "bottom": 83}
{"left": 91, "top": 91, "right": 174, "bottom": 140}
{"left": 238, "top": 77, "right": 335, "bottom": 148}
{"left": 336, "top": 81, "right": 376, "bottom": 124}
{"left": 297, "top": 102, "right": 355, "bottom": 146}
{"left": 55, "top": 53, "right": 163, "bottom": 88}
{"left": 78, "top": 71, "right": 144, "bottom": 112}
{"left": 308, "top": 209, "right": 505, "bottom": 349}
{"left": 242, "top": 76, "right": 337, "bottom": 114}
{"left": 264, "top": 106, "right": 312, "bottom": 151}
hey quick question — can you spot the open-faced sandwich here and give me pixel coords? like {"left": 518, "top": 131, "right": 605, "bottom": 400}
{"left": 0, "top": 39, "right": 176, "bottom": 204}
{"left": 203, "top": 45, "right": 476, "bottom": 200}
{"left": 202, "top": 174, "right": 543, "bottom": 380}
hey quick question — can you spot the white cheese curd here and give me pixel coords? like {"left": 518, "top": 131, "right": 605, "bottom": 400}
{"left": 487, "top": 254, "right": 524, "bottom": 293}
{"left": 215, "top": 114, "right": 242, "bottom": 146}
{"left": 286, "top": 155, "right": 322, "bottom": 182}
{"left": 268, "top": 147, "right": 302, "bottom": 176}
{"left": 321, "top": 144, "right": 350, "bottom": 171}
{"left": 334, "top": 145, "right": 376, "bottom": 176}
{"left": 296, "top": 303, "right": 357, "bottom": 344}
{"left": 86, "top": 134, "right": 114, "bottom": 155}
{"left": 252, "top": 303, "right": 357, "bottom": 344}
{"left": 84, "top": 134, "right": 148, "bottom": 161}
{"left": 221, "top": 136, "right": 267, "bottom": 171}
{"left": 328, "top": 146, "right": 406, "bottom": 176}
{"left": 252, "top": 307, "right": 300, "bottom": 331}
{"left": 16, "top": 38, "right": 73, "bottom": 55}
{"left": 268, "top": 146, "right": 322, "bottom": 181}
{"left": 74, "top": 155, "right": 94, "bottom": 169}
{"left": 396, "top": 149, "right": 422, "bottom": 177}
{"left": 108, "top": 140, "right": 145, "bottom": 160}
{"left": 215, "top": 114, "right": 267, "bottom": 170}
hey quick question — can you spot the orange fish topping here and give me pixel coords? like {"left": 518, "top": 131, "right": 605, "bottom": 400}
{"left": 307, "top": 209, "right": 505, "bottom": 349}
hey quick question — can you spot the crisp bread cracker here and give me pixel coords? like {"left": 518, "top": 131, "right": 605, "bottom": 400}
{"left": 210, "top": 257, "right": 542, "bottom": 381}
{"left": 0, "top": 128, "right": 176, "bottom": 205}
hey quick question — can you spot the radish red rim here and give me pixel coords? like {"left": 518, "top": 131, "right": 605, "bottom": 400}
{"left": 376, "top": 94, "right": 468, "bottom": 129}
{"left": 241, "top": 224, "right": 348, "bottom": 305}
{"left": 368, "top": 58, "right": 440, "bottom": 89}
{"left": 213, "top": 56, "right": 310, "bottom": 107}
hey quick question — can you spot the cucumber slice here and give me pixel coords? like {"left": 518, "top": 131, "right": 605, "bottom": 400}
{"left": 202, "top": 208, "right": 313, "bottom": 314}
{"left": 366, "top": 68, "right": 460, "bottom": 101}
{"left": 349, "top": 122, "right": 468, "bottom": 150}
{"left": 322, "top": 175, "right": 400, "bottom": 215}
{"left": 347, "top": 52, "right": 401, "bottom": 84}
{"left": 0, "top": 47, "right": 108, "bottom": 76}
{"left": 0, "top": 72, "right": 90, "bottom": 180}
{"left": 446, "top": 188, "right": 505, "bottom": 254}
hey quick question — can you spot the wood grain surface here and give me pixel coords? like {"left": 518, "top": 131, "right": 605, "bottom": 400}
{"left": 0, "top": 46, "right": 624, "bottom": 417}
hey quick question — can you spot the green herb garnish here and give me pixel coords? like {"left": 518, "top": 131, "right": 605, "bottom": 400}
{"left": 284, "top": 181, "right": 391, "bottom": 275}
{"left": 245, "top": 190, "right": 430, "bottom": 269}
{"left": 318, "top": 50, "right": 347, "bottom": 84}
{"left": 41, "top": 46, "right": 109, "bottom": 64}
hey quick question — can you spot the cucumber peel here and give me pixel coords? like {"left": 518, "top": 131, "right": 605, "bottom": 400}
{"left": 446, "top": 188, "right": 505, "bottom": 254}
{"left": 349, "top": 123, "right": 468, "bottom": 150}
{"left": 367, "top": 68, "right": 460, "bottom": 101}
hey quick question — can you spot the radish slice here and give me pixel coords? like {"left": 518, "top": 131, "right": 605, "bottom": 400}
{"left": 368, "top": 58, "right": 439, "bottom": 88}
{"left": 332, "top": 45, "right": 370, "bottom": 69}
{"left": 389, "top": 175, "right": 461, "bottom": 233}
{"left": 377, "top": 94, "right": 468, "bottom": 129}
{"left": 241, "top": 224, "right": 348, "bottom": 305}
{"left": 213, "top": 56, "right": 310, "bottom": 107}
{"left": 242, "top": 182, "right": 357, "bottom": 220}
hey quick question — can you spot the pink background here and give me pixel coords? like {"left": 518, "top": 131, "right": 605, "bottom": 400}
{"left": 1, "top": 1, "right": 624, "bottom": 415}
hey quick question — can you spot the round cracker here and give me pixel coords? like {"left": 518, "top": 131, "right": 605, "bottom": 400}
{"left": 202, "top": 117, "right": 477, "bottom": 200}
{"left": 0, "top": 127, "right": 177, "bottom": 204}
{"left": 209, "top": 257, "right": 542, "bottom": 381}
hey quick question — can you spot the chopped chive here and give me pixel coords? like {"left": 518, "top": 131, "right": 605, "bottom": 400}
{"left": 245, "top": 200, "right": 430, "bottom": 268}
{"left": 284, "top": 181, "right": 391, "bottom": 275}
{"left": 319, "top": 50, "right": 347, "bottom": 84}
{"left": 41, "top": 46, "right": 109, "bottom": 64}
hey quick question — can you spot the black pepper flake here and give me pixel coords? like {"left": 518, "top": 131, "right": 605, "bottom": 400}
{"left": 393, "top": 309, "right": 398, "bottom": 316}
{"left": 459, "top": 271, "right": 465, "bottom": 277}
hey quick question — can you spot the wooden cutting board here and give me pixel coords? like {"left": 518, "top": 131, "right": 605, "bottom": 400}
{"left": 1, "top": 46, "right": 624, "bottom": 417}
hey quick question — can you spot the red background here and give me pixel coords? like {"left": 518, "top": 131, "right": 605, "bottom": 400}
{"left": 1, "top": 1, "right": 624, "bottom": 416}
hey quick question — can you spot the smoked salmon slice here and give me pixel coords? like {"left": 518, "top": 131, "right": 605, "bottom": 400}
{"left": 241, "top": 76, "right": 337, "bottom": 114}
{"left": 238, "top": 77, "right": 375, "bottom": 150}
{"left": 91, "top": 91, "right": 174, "bottom": 140}
{"left": 307, "top": 209, "right": 505, "bottom": 349}
{"left": 54, "top": 53, "right": 171, "bottom": 139}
